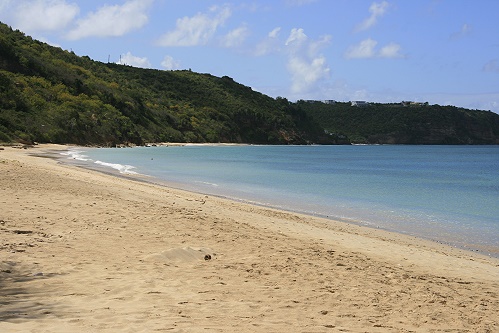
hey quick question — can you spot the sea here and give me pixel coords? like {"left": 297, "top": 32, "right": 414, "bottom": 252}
{"left": 60, "top": 145, "right": 499, "bottom": 257}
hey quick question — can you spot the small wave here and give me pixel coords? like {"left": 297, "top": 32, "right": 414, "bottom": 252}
{"left": 60, "top": 149, "right": 91, "bottom": 161}
{"left": 194, "top": 181, "right": 219, "bottom": 187}
{"left": 94, "top": 160, "right": 138, "bottom": 175}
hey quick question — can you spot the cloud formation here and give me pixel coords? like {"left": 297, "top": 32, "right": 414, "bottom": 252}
{"left": 254, "top": 27, "right": 282, "bottom": 56}
{"left": 161, "top": 55, "right": 181, "bottom": 70}
{"left": 287, "top": 55, "right": 329, "bottom": 94}
{"left": 345, "top": 38, "right": 403, "bottom": 59}
{"left": 355, "top": 1, "right": 389, "bottom": 32}
{"left": 345, "top": 38, "right": 377, "bottom": 58}
{"left": 285, "top": 28, "right": 308, "bottom": 48}
{"left": 254, "top": 27, "right": 331, "bottom": 94}
{"left": 268, "top": 27, "right": 281, "bottom": 39}
{"left": 66, "top": 0, "right": 152, "bottom": 40}
{"left": 284, "top": 28, "right": 331, "bottom": 94}
{"left": 379, "top": 42, "right": 403, "bottom": 58}
{"left": 157, "top": 5, "right": 231, "bottom": 47}
{"left": 220, "top": 25, "right": 250, "bottom": 48}
{"left": 117, "top": 52, "right": 151, "bottom": 68}
{"left": 6, "top": 0, "right": 79, "bottom": 33}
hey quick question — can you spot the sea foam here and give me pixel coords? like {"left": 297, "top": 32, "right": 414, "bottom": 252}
{"left": 60, "top": 149, "right": 91, "bottom": 161}
{"left": 94, "top": 160, "right": 138, "bottom": 175}
{"left": 61, "top": 148, "right": 138, "bottom": 175}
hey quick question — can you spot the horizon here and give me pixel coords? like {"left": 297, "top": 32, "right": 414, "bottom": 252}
{"left": 1, "top": 0, "right": 498, "bottom": 113}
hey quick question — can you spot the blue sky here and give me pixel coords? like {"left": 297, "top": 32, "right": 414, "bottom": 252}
{"left": 1, "top": 0, "right": 498, "bottom": 113}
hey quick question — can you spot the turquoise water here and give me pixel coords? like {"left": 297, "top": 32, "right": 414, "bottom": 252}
{"left": 63, "top": 145, "right": 499, "bottom": 256}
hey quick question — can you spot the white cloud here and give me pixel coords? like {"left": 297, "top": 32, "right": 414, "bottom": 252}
{"left": 157, "top": 5, "right": 231, "bottom": 47}
{"left": 254, "top": 27, "right": 281, "bottom": 56}
{"left": 285, "top": 28, "right": 308, "bottom": 48}
{"left": 7, "top": 0, "right": 79, "bottom": 33}
{"left": 117, "top": 52, "right": 151, "bottom": 68}
{"left": 379, "top": 42, "right": 403, "bottom": 58}
{"left": 36, "top": 36, "right": 61, "bottom": 48}
{"left": 284, "top": 28, "right": 331, "bottom": 94}
{"left": 66, "top": 0, "right": 152, "bottom": 40}
{"left": 288, "top": 55, "right": 330, "bottom": 94}
{"left": 345, "top": 38, "right": 403, "bottom": 59}
{"left": 355, "top": 1, "right": 389, "bottom": 32}
{"left": 345, "top": 38, "right": 377, "bottom": 58}
{"left": 161, "top": 55, "right": 181, "bottom": 70}
{"left": 308, "top": 35, "right": 332, "bottom": 57}
{"left": 220, "top": 25, "right": 249, "bottom": 48}
{"left": 268, "top": 27, "right": 281, "bottom": 39}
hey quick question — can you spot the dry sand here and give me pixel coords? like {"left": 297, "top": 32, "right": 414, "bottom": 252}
{"left": 1, "top": 144, "right": 498, "bottom": 332}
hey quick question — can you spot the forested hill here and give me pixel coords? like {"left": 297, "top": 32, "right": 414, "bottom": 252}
{"left": 300, "top": 101, "right": 499, "bottom": 144}
{"left": 1, "top": 22, "right": 498, "bottom": 146}
{"left": 0, "top": 22, "right": 334, "bottom": 145}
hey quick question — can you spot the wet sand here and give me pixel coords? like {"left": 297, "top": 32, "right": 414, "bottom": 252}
{"left": 1, "top": 144, "right": 498, "bottom": 332}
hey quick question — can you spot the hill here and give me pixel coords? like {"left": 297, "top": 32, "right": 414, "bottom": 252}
{"left": 300, "top": 101, "right": 499, "bottom": 144}
{"left": 0, "top": 22, "right": 334, "bottom": 146}
{"left": 1, "top": 22, "right": 498, "bottom": 146}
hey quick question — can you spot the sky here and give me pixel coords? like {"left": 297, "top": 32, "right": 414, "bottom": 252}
{"left": 1, "top": 0, "right": 499, "bottom": 113}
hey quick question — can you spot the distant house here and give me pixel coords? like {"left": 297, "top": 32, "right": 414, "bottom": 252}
{"left": 401, "top": 101, "right": 428, "bottom": 107}
{"left": 304, "top": 99, "right": 336, "bottom": 104}
{"left": 351, "top": 101, "right": 369, "bottom": 107}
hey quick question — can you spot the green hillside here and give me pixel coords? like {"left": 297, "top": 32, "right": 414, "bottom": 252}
{"left": 1, "top": 22, "right": 498, "bottom": 146}
{"left": 300, "top": 101, "right": 499, "bottom": 144}
{"left": 0, "top": 22, "right": 334, "bottom": 146}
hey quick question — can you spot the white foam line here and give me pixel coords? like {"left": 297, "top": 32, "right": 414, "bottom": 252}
{"left": 60, "top": 149, "right": 91, "bottom": 161}
{"left": 94, "top": 160, "right": 139, "bottom": 175}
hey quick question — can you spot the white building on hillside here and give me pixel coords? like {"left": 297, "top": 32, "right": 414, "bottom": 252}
{"left": 351, "top": 101, "right": 369, "bottom": 107}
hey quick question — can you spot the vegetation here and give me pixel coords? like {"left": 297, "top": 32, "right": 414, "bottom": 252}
{"left": 300, "top": 101, "right": 499, "bottom": 144}
{"left": 1, "top": 22, "right": 498, "bottom": 146}
{"left": 0, "top": 22, "right": 333, "bottom": 145}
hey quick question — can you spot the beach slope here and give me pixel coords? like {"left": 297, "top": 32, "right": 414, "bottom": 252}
{"left": 1, "top": 145, "right": 498, "bottom": 332}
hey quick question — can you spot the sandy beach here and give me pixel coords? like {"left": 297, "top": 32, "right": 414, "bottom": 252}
{"left": 1, "top": 144, "right": 498, "bottom": 332}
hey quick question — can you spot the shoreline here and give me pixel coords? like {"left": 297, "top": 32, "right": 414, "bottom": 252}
{"left": 1, "top": 144, "right": 498, "bottom": 332}
{"left": 60, "top": 144, "right": 499, "bottom": 258}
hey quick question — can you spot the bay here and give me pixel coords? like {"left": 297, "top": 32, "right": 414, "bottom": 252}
{"left": 63, "top": 145, "right": 499, "bottom": 257}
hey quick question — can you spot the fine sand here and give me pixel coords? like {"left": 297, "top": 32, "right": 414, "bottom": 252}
{"left": 1, "top": 144, "right": 498, "bottom": 332}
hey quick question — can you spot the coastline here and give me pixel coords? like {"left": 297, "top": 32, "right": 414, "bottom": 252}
{"left": 62, "top": 144, "right": 499, "bottom": 258}
{"left": 1, "top": 144, "right": 498, "bottom": 332}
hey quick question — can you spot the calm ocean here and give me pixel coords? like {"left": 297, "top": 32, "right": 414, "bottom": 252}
{"left": 62, "top": 145, "right": 499, "bottom": 257}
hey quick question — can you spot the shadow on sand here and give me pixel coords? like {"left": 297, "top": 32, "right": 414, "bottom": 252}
{"left": 0, "top": 260, "right": 59, "bottom": 322}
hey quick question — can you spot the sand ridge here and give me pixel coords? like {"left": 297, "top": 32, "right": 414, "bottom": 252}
{"left": 1, "top": 145, "right": 498, "bottom": 332}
